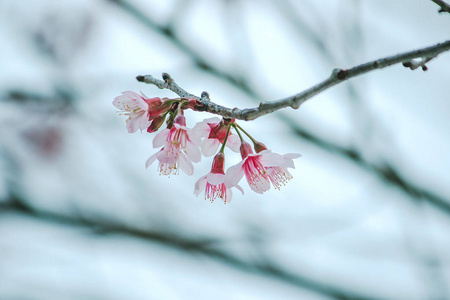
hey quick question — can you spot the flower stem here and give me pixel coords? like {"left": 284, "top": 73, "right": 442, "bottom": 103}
{"left": 232, "top": 123, "right": 244, "bottom": 142}
{"left": 219, "top": 125, "right": 232, "bottom": 153}
{"left": 234, "top": 123, "right": 256, "bottom": 144}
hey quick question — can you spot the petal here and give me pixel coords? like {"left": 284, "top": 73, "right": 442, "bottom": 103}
{"left": 226, "top": 134, "right": 241, "bottom": 152}
{"left": 201, "top": 139, "right": 220, "bottom": 157}
{"left": 194, "top": 175, "right": 208, "bottom": 196}
{"left": 137, "top": 113, "right": 150, "bottom": 131}
{"left": 153, "top": 129, "right": 170, "bottom": 148}
{"left": 234, "top": 184, "right": 244, "bottom": 195}
{"left": 280, "top": 153, "right": 301, "bottom": 169}
{"left": 135, "top": 96, "right": 149, "bottom": 111}
{"left": 207, "top": 173, "right": 225, "bottom": 185}
{"left": 191, "top": 121, "right": 212, "bottom": 138}
{"left": 187, "top": 130, "right": 203, "bottom": 146}
{"left": 185, "top": 141, "right": 202, "bottom": 163}
{"left": 281, "top": 158, "right": 295, "bottom": 169}
{"left": 259, "top": 151, "right": 284, "bottom": 167}
{"left": 112, "top": 94, "right": 132, "bottom": 110}
{"left": 224, "top": 161, "right": 245, "bottom": 187}
{"left": 126, "top": 115, "right": 139, "bottom": 133}
{"left": 224, "top": 188, "right": 233, "bottom": 203}
{"left": 158, "top": 149, "right": 178, "bottom": 163}
{"left": 284, "top": 153, "right": 302, "bottom": 159}
{"left": 203, "top": 117, "right": 221, "bottom": 123}
{"left": 145, "top": 151, "right": 160, "bottom": 169}
{"left": 122, "top": 91, "right": 141, "bottom": 100}
{"left": 248, "top": 176, "right": 271, "bottom": 194}
{"left": 178, "top": 152, "right": 194, "bottom": 175}
{"left": 140, "top": 90, "right": 150, "bottom": 99}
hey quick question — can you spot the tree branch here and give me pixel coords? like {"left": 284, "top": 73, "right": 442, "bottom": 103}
{"left": 137, "top": 40, "right": 450, "bottom": 121}
{"left": 431, "top": 0, "right": 450, "bottom": 13}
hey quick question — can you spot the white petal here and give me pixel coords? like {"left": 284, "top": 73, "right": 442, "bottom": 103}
{"left": 248, "top": 175, "right": 271, "bottom": 194}
{"left": 153, "top": 129, "right": 170, "bottom": 148}
{"left": 226, "top": 134, "right": 241, "bottom": 152}
{"left": 136, "top": 96, "right": 149, "bottom": 111}
{"left": 280, "top": 153, "right": 301, "bottom": 168}
{"left": 201, "top": 139, "right": 220, "bottom": 157}
{"left": 179, "top": 153, "right": 194, "bottom": 175}
{"left": 203, "top": 117, "right": 221, "bottom": 123}
{"left": 158, "top": 148, "right": 178, "bottom": 164}
{"left": 145, "top": 151, "right": 160, "bottom": 168}
{"left": 234, "top": 184, "right": 244, "bottom": 195}
{"left": 281, "top": 158, "right": 295, "bottom": 169}
{"left": 185, "top": 141, "right": 202, "bottom": 163}
{"left": 224, "top": 161, "right": 244, "bottom": 187}
{"left": 225, "top": 188, "right": 233, "bottom": 203}
{"left": 112, "top": 94, "right": 131, "bottom": 110}
{"left": 137, "top": 113, "right": 150, "bottom": 131}
{"left": 284, "top": 153, "right": 302, "bottom": 159}
{"left": 187, "top": 130, "right": 203, "bottom": 146}
{"left": 207, "top": 173, "right": 225, "bottom": 185}
{"left": 140, "top": 90, "right": 149, "bottom": 99}
{"left": 126, "top": 116, "right": 139, "bottom": 133}
{"left": 122, "top": 91, "right": 141, "bottom": 100}
{"left": 259, "top": 151, "right": 284, "bottom": 167}
{"left": 191, "top": 122, "right": 211, "bottom": 137}
{"left": 194, "top": 175, "right": 208, "bottom": 196}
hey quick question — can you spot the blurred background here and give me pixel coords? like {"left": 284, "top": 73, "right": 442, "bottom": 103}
{"left": 1, "top": 0, "right": 450, "bottom": 299}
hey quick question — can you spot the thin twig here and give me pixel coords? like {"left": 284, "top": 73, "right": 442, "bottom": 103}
{"left": 431, "top": 0, "right": 450, "bottom": 13}
{"left": 138, "top": 40, "right": 450, "bottom": 121}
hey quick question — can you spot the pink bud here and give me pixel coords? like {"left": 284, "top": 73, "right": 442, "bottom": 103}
{"left": 211, "top": 153, "right": 225, "bottom": 174}
{"left": 239, "top": 142, "right": 253, "bottom": 159}
{"left": 253, "top": 141, "right": 268, "bottom": 153}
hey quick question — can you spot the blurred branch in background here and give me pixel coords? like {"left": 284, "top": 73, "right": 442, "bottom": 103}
{"left": 0, "top": 195, "right": 380, "bottom": 300}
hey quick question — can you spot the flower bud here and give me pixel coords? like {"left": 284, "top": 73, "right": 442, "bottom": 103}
{"left": 147, "top": 114, "right": 167, "bottom": 133}
{"left": 253, "top": 141, "right": 268, "bottom": 153}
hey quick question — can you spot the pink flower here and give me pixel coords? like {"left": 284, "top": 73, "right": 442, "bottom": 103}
{"left": 194, "top": 153, "right": 244, "bottom": 203}
{"left": 192, "top": 117, "right": 241, "bottom": 156}
{"left": 113, "top": 91, "right": 152, "bottom": 133}
{"left": 145, "top": 115, "right": 201, "bottom": 176}
{"left": 265, "top": 153, "right": 301, "bottom": 190}
{"left": 113, "top": 91, "right": 173, "bottom": 133}
{"left": 225, "top": 142, "right": 300, "bottom": 194}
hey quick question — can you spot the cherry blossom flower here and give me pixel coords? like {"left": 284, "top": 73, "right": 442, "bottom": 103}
{"left": 113, "top": 91, "right": 152, "bottom": 133}
{"left": 194, "top": 153, "right": 244, "bottom": 203}
{"left": 113, "top": 91, "right": 175, "bottom": 133}
{"left": 265, "top": 153, "right": 301, "bottom": 190}
{"left": 225, "top": 142, "right": 300, "bottom": 194}
{"left": 145, "top": 115, "right": 201, "bottom": 176}
{"left": 252, "top": 141, "right": 301, "bottom": 190}
{"left": 192, "top": 117, "right": 240, "bottom": 156}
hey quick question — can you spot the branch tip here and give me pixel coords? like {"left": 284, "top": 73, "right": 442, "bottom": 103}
{"left": 402, "top": 62, "right": 412, "bottom": 68}
{"left": 162, "top": 72, "right": 172, "bottom": 83}
{"left": 136, "top": 75, "right": 145, "bottom": 82}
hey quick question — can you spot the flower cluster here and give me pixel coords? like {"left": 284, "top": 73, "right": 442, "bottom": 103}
{"left": 113, "top": 91, "right": 301, "bottom": 203}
